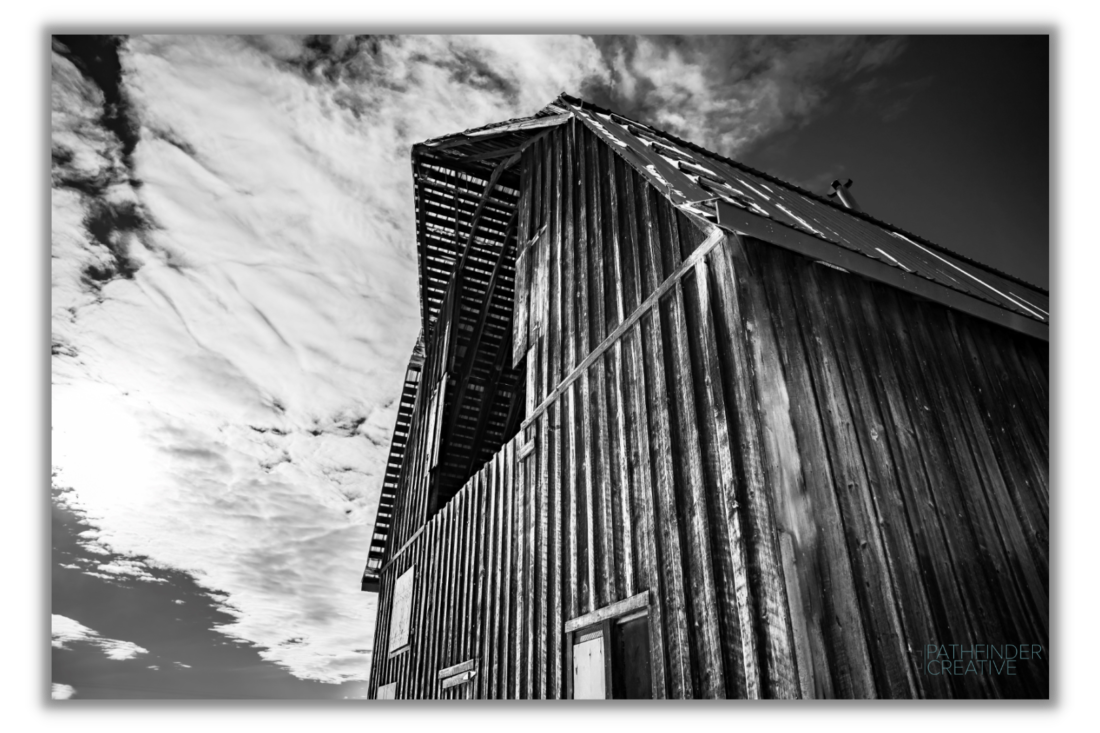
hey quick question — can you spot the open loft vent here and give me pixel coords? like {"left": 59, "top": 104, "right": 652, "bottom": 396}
{"left": 410, "top": 127, "right": 545, "bottom": 508}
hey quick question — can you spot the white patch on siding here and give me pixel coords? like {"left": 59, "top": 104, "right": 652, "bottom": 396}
{"left": 677, "top": 203, "right": 716, "bottom": 220}
{"left": 387, "top": 566, "right": 415, "bottom": 651}
{"left": 572, "top": 635, "right": 606, "bottom": 699}
{"left": 644, "top": 164, "right": 671, "bottom": 189}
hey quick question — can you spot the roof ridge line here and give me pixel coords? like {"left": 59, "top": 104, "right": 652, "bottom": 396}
{"left": 553, "top": 92, "right": 1047, "bottom": 297}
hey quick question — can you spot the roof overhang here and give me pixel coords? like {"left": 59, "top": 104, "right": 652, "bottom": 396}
{"left": 411, "top": 112, "right": 570, "bottom": 338}
{"left": 714, "top": 200, "right": 1049, "bottom": 341}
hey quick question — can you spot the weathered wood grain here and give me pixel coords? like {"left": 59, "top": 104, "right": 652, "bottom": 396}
{"left": 662, "top": 282, "right": 726, "bottom": 697}
{"left": 713, "top": 236, "right": 807, "bottom": 699}
{"left": 369, "top": 126, "right": 1047, "bottom": 701}
{"left": 640, "top": 308, "right": 693, "bottom": 698}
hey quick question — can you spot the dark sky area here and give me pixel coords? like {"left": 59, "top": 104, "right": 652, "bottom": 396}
{"left": 52, "top": 494, "right": 366, "bottom": 699}
{"left": 744, "top": 35, "right": 1049, "bottom": 289}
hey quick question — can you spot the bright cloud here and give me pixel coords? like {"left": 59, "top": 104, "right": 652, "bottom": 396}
{"left": 52, "top": 614, "right": 149, "bottom": 661}
{"left": 51, "top": 34, "right": 906, "bottom": 687}
{"left": 52, "top": 683, "right": 76, "bottom": 700}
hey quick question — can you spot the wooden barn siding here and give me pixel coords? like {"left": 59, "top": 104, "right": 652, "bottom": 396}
{"left": 368, "top": 121, "right": 1047, "bottom": 699}
{"left": 743, "top": 239, "right": 1049, "bottom": 698}
{"left": 385, "top": 282, "right": 456, "bottom": 554}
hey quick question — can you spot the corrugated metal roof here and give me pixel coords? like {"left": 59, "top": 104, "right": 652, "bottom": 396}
{"left": 549, "top": 94, "right": 1048, "bottom": 330}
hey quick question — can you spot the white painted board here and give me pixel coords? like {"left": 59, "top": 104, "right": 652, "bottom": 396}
{"left": 573, "top": 636, "right": 606, "bottom": 699}
{"left": 388, "top": 566, "right": 414, "bottom": 651}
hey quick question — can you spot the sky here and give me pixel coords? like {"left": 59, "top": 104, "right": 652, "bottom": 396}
{"left": 50, "top": 33, "right": 1049, "bottom": 700}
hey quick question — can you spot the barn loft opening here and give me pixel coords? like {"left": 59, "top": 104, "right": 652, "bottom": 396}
{"left": 410, "top": 123, "right": 539, "bottom": 514}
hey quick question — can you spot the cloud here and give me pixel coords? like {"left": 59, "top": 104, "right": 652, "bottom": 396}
{"left": 52, "top": 683, "right": 76, "bottom": 700}
{"left": 95, "top": 559, "right": 169, "bottom": 583}
{"left": 51, "top": 34, "right": 908, "bottom": 688}
{"left": 854, "top": 37, "right": 907, "bottom": 74}
{"left": 854, "top": 77, "right": 882, "bottom": 96}
{"left": 592, "top": 35, "right": 908, "bottom": 155}
{"left": 52, "top": 614, "right": 149, "bottom": 661}
{"left": 50, "top": 34, "right": 610, "bottom": 686}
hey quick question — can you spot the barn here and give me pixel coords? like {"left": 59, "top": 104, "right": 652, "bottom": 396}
{"left": 360, "top": 94, "right": 1048, "bottom": 699}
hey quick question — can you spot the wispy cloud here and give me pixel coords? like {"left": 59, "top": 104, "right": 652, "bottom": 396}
{"left": 52, "top": 614, "right": 149, "bottom": 661}
{"left": 51, "top": 34, "right": 908, "bottom": 688}
{"left": 592, "top": 35, "right": 908, "bottom": 155}
{"left": 52, "top": 683, "right": 76, "bottom": 700}
{"left": 852, "top": 70, "right": 934, "bottom": 123}
{"left": 51, "top": 34, "right": 609, "bottom": 686}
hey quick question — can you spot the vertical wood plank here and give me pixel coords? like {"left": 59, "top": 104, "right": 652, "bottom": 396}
{"left": 846, "top": 277, "right": 986, "bottom": 698}
{"left": 536, "top": 416, "right": 550, "bottom": 698}
{"left": 621, "top": 324, "right": 668, "bottom": 698}
{"left": 562, "top": 117, "right": 577, "bottom": 374}
{"left": 513, "top": 432, "right": 526, "bottom": 698}
{"left": 590, "top": 356, "right": 615, "bottom": 608}
{"left": 499, "top": 440, "right": 513, "bottom": 698}
{"left": 682, "top": 258, "right": 755, "bottom": 698}
{"left": 877, "top": 286, "right": 1030, "bottom": 698}
{"left": 549, "top": 404, "right": 564, "bottom": 698}
{"left": 550, "top": 127, "right": 564, "bottom": 397}
{"left": 640, "top": 308, "right": 693, "bottom": 698}
{"left": 513, "top": 160, "right": 532, "bottom": 367}
{"left": 955, "top": 318, "right": 1049, "bottom": 568}
{"left": 607, "top": 339, "right": 635, "bottom": 598}
{"left": 820, "top": 265, "right": 950, "bottom": 698}
{"left": 773, "top": 253, "right": 916, "bottom": 698}
{"left": 709, "top": 236, "right": 807, "bottom": 699}
{"left": 662, "top": 281, "right": 727, "bottom": 698}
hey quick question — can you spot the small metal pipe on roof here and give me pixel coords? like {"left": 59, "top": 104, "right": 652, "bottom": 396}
{"left": 829, "top": 179, "right": 862, "bottom": 212}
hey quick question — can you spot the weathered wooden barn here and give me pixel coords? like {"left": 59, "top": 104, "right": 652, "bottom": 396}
{"left": 360, "top": 94, "right": 1049, "bottom": 699}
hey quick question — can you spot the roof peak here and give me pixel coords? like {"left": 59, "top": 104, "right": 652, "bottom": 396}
{"left": 540, "top": 93, "right": 1045, "bottom": 297}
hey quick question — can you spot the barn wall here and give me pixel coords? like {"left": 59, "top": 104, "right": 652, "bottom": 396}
{"left": 740, "top": 238, "right": 1048, "bottom": 699}
{"left": 368, "top": 122, "right": 1048, "bottom": 699}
